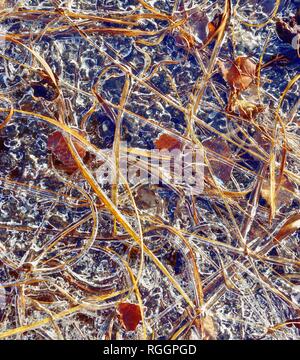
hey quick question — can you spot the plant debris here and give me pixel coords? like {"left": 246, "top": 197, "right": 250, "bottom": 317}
{"left": 154, "top": 133, "right": 182, "bottom": 151}
{"left": 47, "top": 131, "right": 87, "bottom": 173}
{"left": 0, "top": 0, "right": 299, "bottom": 341}
{"left": 118, "top": 303, "right": 142, "bottom": 331}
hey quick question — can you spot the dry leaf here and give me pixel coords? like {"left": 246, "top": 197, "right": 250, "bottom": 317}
{"left": 203, "top": 137, "right": 233, "bottom": 183}
{"left": 219, "top": 56, "right": 257, "bottom": 91}
{"left": 276, "top": 12, "right": 300, "bottom": 46}
{"left": 261, "top": 175, "right": 295, "bottom": 209}
{"left": 233, "top": 99, "right": 264, "bottom": 120}
{"left": 194, "top": 316, "right": 216, "bottom": 339}
{"left": 154, "top": 133, "right": 181, "bottom": 151}
{"left": 134, "top": 186, "right": 159, "bottom": 210}
{"left": 207, "top": 13, "right": 223, "bottom": 39}
{"left": 118, "top": 303, "right": 142, "bottom": 331}
{"left": 202, "top": 316, "right": 216, "bottom": 340}
{"left": 48, "top": 131, "right": 86, "bottom": 173}
{"left": 173, "top": 8, "right": 223, "bottom": 48}
{"left": 186, "top": 9, "right": 209, "bottom": 44}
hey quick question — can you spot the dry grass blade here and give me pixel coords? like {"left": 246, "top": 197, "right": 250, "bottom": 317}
{"left": 274, "top": 214, "right": 300, "bottom": 243}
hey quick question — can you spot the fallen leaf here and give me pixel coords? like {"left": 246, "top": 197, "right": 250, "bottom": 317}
{"left": 154, "top": 133, "right": 181, "bottom": 151}
{"left": 233, "top": 98, "right": 264, "bottom": 120}
{"left": 276, "top": 13, "right": 300, "bottom": 46}
{"left": 207, "top": 13, "right": 223, "bottom": 40}
{"left": 202, "top": 316, "right": 217, "bottom": 340}
{"left": 48, "top": 131, "right": 86, "bottom": 173}
{"left": 194, "top": 316, "right": 216, "bottom": 340}
{"left": 173, "top": 8, "right": 223, "bottom": 48}
{"left": 219, "top": 56, "right": 257, "bottom": 91}
{"left": 134, "top": 186, "right": 159, "bottom": 210}
{"left": 186, "top": 9, "right": 209, "bottom": 44}
{"left": 203, "top": 138, "right": 233, "bottom": 183}
{"left": 118, "top": 303, "right": 142, "bottom": 331}
{"left": 261, "top": 175, "right": 295, "bottom": 209}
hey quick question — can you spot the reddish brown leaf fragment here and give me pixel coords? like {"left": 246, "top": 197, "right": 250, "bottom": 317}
{"left": 276, "top": 17, "right": 300, "bottom": 45}
{"left": 47, "top": 131, "right": 86, "bottom": 173}
{"left": 203, "top": 138, "right": 233, "bottom": 183}
{"left": 207, "top": 13, "right": 223, "bottom": 39}
{"left": 284, "top": 318, "right": 300, "bottom": 329}
{"left": 173, "top": 8, "right": 219, "bottom": 48}
{"left": 219, "top": 56, "right": 257, "bottom": 91}
{"left": 261, "top": 175, "right": 295, "bottom": 209}
{"left": 188, "top": 9, "right": 209, "bottom": 43}
{"left": 154, "top": 133, "right": 181, "bottom": 151}
{"left": 207, "top": 22, "right": 216, "bottom": 38}
{"left": 118, "top": 303, "right": 142, "bottom": 331}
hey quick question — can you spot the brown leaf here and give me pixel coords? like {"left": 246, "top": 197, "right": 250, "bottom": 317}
{"left": 261, "top": 175, "right": 295, "bottom": 209}
{"left": 134, "top": 186, "right": 159, "bottom": 210}
{"left": 172, "top": 8, "right": 208, "bottom": 48}
{"left": 194, "top": 316, "right": 217, "bottom": 340}
{"left": 202, "top": 316, "right": 216, "bottom": 340}
{"left": 203, "top": 138, "right": 232, "bottom": 183}
{"left": 284, "top": 318, "right": 300, "bottom": 329}
{"left": 118, "top": 303, "right": 142, "bottom": 331}
{"left": 154, "top": 133, "right": 181, "bottom": 151}
{"left": 219, "top": 56, "right": 257, "bottom": 91}
{"left": 233, "top": 99, "right": 264, "bottom": 120}
{"left": 276, "top": 18, "right": 300, "bottom": 45}
{"left": 173, "top": 9, "right": 223, "bottom": 48}
{"left": 207, "top": 13, "right": 223, "bottom": 40}
{"left": 186, "top": 9, "right": 209, "bottom": 44}
{"left": 48, "top": 131, "right": 86, "bottom": 173}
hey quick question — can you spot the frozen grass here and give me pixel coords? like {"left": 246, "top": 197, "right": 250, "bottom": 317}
{"left": 0, "top": 0, "right": 299, "bottom": 339}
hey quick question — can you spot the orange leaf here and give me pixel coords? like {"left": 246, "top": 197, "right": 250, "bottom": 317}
{"left": 219, "top": 56, "right": 257, "bottom": 91}
{"left": 118, "top": 303, "right": 142, "bottom": 331}
{"left": 207, "top": 13, "right": 223, "bottom": 40}
{"left": 154, "top": 133, "right": 181, "bottom": 151}
{"left": 207, "top": 22, "right": 216, "bottom": 38}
